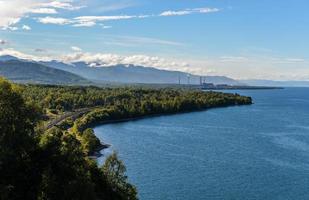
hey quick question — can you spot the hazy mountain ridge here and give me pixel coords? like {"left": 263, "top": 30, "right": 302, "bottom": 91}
{"left": 40, "top": 60, "right": 241, "bottom": 85}
{"left": 0, "top": 54, "right": 242, "bottom": 85}
{"left": 0, "top": 58, "right": 89, "bottom": 85}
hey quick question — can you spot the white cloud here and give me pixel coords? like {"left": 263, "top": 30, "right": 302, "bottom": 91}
{"left": 0, "top": 0, "right": 29, "bottom": 28}
{"left": 69, "top": 8, "right": 219, "bottom": 26}
{"left": 30, "top": 8, "right": 58, "bottom": 14}
{"left": 37, "top": 15, "right": 139, "bottom": 26}
{"left": 0, "top": 0, "right": 83, "bottom": 29}
{"left": 37, "top": 17, "right": 71, "bottom": 25}
{"left": 2, "top": 26, "right": 19, "bottom": 31}
{"left": 0, "top": 0, "right": 219, "bottom": 30}
{"left": 160, "top": 7, "right": 220, "bottom": 16}
{"left": 61, "top": 52, "right": 190, "bottom": 72}
{"left": 0, "top": 48, "right": 51, "bottom": 61}
{"left": 34, "top": 7, "right": 219, "bottom": 28}
{"left": 71, "top": 46, "right": 82, "bottom": 51}
{"left": 22, "top": 25, "right": 31, "bottom": 30}
{"left": 41, "top": 0, "right": 85, "bottom": 10}
{"left": 70, "top": 15, "right": 147, "bottom": 27}
{"left": 75, "top": 15, "right": 137, "bottom": 21}
{"left": 160, "top": 10, "right": 192, "bottom": 16}
{"left": 73, "top": 21, "right": 96, "bottom": 27}
{"left": 196, "top": 8, "right": 220, "bottom": 13}
{"left": 74, "top": 15, "right": 136, "bottom": 26}
{"left": 0, "top": 48, "right": 192, "bottom": 73}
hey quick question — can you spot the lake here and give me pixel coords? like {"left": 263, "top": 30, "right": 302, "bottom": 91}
{"left": 94, "top": 88, "right": 309, "bottom": 200}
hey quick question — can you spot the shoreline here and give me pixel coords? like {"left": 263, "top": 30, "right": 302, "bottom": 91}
{"left": 92, "top": 103, "right": 252, "bottom": 128}
{"left": 199, "top": 86, "right": 284, "bottom": 90}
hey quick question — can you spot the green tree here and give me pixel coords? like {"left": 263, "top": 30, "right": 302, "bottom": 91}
{"left": 103, "top": 152, "right": 138, "bottom": 200}
{"left": 81, "top": 128, "right": 102, "bottom": 155}
{"left": 0, "top": 78, "right": 40, "bottom": 199}
{"left": 38, "top": 128, "right": 96, "bottom": 200}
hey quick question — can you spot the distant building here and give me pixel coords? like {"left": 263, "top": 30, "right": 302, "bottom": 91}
{"left": 202, "top": 83, "right": 215, "bottom": 88}
{"left": 216, "top": 84, "right": 229, "bottom": 87}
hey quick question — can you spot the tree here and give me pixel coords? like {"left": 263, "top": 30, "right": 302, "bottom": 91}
{"left": 0, "top": 78, "right": 40, "bottom": 199}
{"left": 103, "top": 152, "right": 138, "bottom": 200}
{"left": 81, "top": 128, "right": 102, "bottom": 155}
{"left": 38, "top": 128, "right": 96, "bottom": 200}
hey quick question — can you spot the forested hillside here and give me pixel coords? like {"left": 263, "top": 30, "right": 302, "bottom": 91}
{"left": 0, "top": 78, "right": 137, "bottom": 200}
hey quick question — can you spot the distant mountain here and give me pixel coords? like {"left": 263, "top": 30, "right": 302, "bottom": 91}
{"left": 0, "top": 60, "right": 89, "bottom": 85}
{"left": 241, "top": 79, "right": 309, "bottom": 87}
{"left": 0, "top": 55, "right": 19, "bottom": 62}
{"left": 41, "top": 60, "right": 242, "bottom": 85}
{"left": 0, "top": 54, "right": 243, "bottom": 85}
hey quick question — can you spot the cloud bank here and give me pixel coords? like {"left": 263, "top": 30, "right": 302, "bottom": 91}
{"left": 35, "top": 7, "right": 220, "bottom": 27}
{"left": 0, "top": 0, "right": 219, "bottom": 30}
{"left": 0, "top": 48, "right": 308, "bottom": 80}
{"left": 0, "top": 48, "right": 191, "bottom": 72}
{"left": 62, "top": 52, "right": 190, "bottom": 72}
{"left": 0, "top": 0, "right": 83, "bottom": 29}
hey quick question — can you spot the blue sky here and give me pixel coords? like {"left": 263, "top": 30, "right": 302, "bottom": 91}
{"left": 0, "top": 0, "right": 308, "bottom": 80}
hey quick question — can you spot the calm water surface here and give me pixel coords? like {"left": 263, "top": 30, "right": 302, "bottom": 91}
{"left": 94, "top": 88, "right": 309, "bottom": 200}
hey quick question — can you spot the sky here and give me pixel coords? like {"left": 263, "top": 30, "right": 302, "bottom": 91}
{"left": 0, "top": 0, "right": 308, "bottom": 80}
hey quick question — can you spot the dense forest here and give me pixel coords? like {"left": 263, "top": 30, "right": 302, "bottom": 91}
{"left": 20, "top": 84, "right": 252, "bottom": 154}
{"left": 0, "top": 79, "right": 252, "bottom": 199}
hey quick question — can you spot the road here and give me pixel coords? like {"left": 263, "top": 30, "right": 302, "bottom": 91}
{"left": 44, "top": 108, "right": 93, "bottom": 131}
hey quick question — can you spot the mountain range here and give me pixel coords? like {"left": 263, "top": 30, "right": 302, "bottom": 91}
{"left": 40, "top": 60, "right": 241, "bottom": 85}
{"left": 1, "top": 55, "right": 307, "bottom": 87}
{"left": 0, "top": 55, "right": 241, "bottom": 85}
{"left": 0, "top": 59, "right": 89, "bottom": 85}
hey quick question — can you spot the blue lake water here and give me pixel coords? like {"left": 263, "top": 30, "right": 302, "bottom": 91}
{"left": 94, "top": 88, "right": 309, "bottom": 200}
